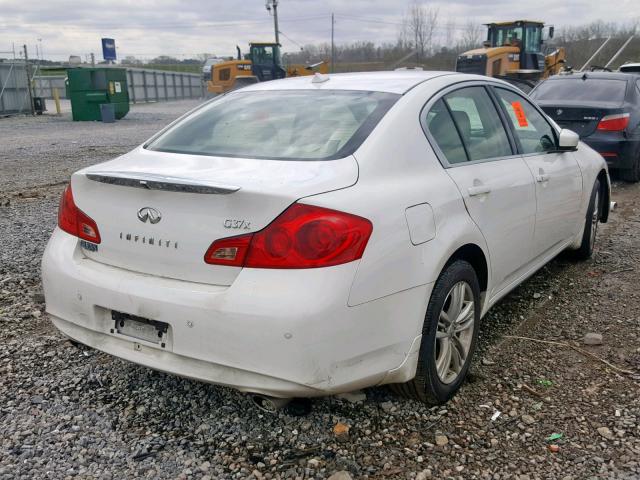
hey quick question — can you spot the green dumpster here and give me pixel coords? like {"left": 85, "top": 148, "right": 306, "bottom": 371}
{"left": 66, "top": 68, "right": 129, "bottom": 121}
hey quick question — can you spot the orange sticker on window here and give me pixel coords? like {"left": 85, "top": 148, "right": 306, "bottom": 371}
{"left": 511, "top": 101, "right": 528, "bottom": 127}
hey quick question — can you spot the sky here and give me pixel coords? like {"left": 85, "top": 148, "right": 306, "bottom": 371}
{"left": 0, "top": 0, "right": 639, "bottom": 62}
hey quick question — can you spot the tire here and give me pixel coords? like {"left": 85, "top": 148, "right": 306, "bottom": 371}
{"left": 391, "top": 260, "right": 481, "bottom": 405}
{"left": 571, "top": 179, "right": 601, "bottom": 260}
{"left": 620, "top": 156, "right": 640, "bottom": 182}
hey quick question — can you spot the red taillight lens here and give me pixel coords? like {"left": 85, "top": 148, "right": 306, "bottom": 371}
{"left": 597, "top": 113, "right": 630, "bottom": 131}
{"left": 204, "top": 203, "right": 373, "bottom": 269}
{"left": 247, "top": 204, "right": 372, "bottom": 268}
{"left": 57, "top": 184, "right": 101, "bottom": 244}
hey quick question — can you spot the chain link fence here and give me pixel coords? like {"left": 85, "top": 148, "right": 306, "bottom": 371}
{"left": 33, "top": 75, "right": 65, "bottom": 99}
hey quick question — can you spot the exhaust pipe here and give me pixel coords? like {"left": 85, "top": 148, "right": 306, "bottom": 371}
{"left": 250, "top": 394, "right": 292, "bottom": 413}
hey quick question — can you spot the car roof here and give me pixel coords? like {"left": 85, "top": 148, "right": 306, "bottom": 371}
{"left": 240, "top": 71, "right": 459, "bottom": 94}
{"left": 620, "top": 63, "right": 640, "bottom": 72}
{"left": 545, "top": 71, "right": 634, "bottom": 81}
{"left": 486, "top": 20, "right": 544, "bottom": 26}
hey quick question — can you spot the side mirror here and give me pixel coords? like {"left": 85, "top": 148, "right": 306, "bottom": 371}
{"left": 558, "top": 129, "right": 579, "bottom": 150}
{"left": 549, "top": 26, "right": 555, "bottom": 38}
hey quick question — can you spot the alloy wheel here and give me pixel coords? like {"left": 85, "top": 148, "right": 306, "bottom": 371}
{"left": 434, "top": 281, "right": 475, "bottom": 384}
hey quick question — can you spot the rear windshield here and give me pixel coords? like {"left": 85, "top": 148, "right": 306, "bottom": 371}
{"left": 531, "top": 78, "right": 627, "bottom": 104}
{"left": 147, "top": 90, "right": 399, "bottom": 160}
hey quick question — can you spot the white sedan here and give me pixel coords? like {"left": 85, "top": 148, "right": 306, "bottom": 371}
{"left": 42, "top": 71, "right": 610, "bottom": 409}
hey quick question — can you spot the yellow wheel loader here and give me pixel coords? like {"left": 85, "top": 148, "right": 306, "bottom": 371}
{"left": 207, "top": 42, "right": 328, "bottom": 95}
{"left": 456, "top": 20, "right": 566, "bottom": 85}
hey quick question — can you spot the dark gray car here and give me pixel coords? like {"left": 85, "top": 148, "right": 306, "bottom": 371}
{"left": 531, "top": 72, "right": 640, "bottom": 181}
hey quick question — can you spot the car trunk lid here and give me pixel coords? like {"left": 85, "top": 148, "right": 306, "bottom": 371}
{"left": 70, "top": 147, "right": 358, "bottom": 285}
{"left": 538, "top": 101, "right": 625, "bottom": 138}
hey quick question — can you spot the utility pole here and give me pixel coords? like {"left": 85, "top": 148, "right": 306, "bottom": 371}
{"left": 23, "top": 45, "right": 35, "bottom": 115}
{"left": 273, "top": 0, "right": 279, "bottom": 45}
{"left": 90, "top": 53, "right": 95, "bottom": 66}
{"left": 331, "top": 13, "right": 335, "bottom": 73}
{"left": 266, "top": 0, "right": 280, "bottom": 44}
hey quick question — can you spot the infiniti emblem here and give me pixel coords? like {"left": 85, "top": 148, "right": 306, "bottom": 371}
{"left": 137, "top": 207, "right": 162, "bottom": 224}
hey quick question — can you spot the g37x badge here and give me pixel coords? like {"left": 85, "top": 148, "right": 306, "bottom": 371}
{"left": 224, "top": 219, "right": 251, "bottom": 230}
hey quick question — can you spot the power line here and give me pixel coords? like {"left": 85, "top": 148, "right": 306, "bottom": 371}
{"left": 335, "top": 14, "right": 470, "bottom": 31}
{"left": 336, "top": 14, "right": 404, "bottom": 27}
{"left": 278, "top": 30, "right": 305, "bottom": 50}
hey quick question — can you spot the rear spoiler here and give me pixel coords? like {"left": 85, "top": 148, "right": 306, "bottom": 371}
{"left": 86, "top": 171, "right": 240, "bottom": 195}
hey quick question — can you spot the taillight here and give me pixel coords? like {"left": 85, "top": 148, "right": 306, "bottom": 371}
{"left": 597, "top": 113, "right": 630, "bottom": 131}
{"left": 203, "top": 234, "right": 251, "bottom": 267}
{"left": 204, "top": 203, "right": 372, "bottom": 269}
{"left": 58, "top": 184, "right": 101, "bottom": 244}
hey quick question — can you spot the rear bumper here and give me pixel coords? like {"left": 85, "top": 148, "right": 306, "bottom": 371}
{"left": 42, "top": 229, "right": 430, "bottom": 397}
{"left": 583, "top": 135, "right": 640, "bottom": 170}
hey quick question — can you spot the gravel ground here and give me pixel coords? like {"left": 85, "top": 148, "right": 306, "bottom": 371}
{"left": 1, "top": 105, "right": 639, "bottom": 479}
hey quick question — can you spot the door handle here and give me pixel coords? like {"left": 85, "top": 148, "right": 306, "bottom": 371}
{"left": 536, "top": 173, "right": 550, "bottom": 183}
{"left": 468, "top": 185, "right": 491, "bottom": 196}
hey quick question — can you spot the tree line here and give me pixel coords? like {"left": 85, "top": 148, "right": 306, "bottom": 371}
{"left": 118, "top": 2, "right": 639, "bottom": 73}
{"left": 284, "top": 8, "right": 639, "bottom": 72}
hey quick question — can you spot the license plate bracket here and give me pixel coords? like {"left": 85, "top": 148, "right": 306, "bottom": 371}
{"left": 112, "top": 311, "right": 168, "bottom": 346}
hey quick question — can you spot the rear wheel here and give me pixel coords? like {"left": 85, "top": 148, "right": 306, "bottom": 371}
{"left": 572, "top": 179, "right": 601, "bottom": 260}
{"left": 391, "top": 260, "right": 480, "bottom": 405}
{"left": 620, "top": 155, "right": 640, "bottom": 182}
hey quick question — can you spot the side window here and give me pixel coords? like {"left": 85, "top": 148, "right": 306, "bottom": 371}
{"left": 443, "top": 86, "right": 513, "bottom": 161}
{"left": 219, "top": 68, "right": 231, "bottom": 81}
{"left": 423, "top": 99, "right": 468, "bottom": 164}
{"left": 495, "top": 88, "right": 557, "bottom": 154}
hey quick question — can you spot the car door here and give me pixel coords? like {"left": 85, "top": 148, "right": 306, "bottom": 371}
{"left": 493, "top": 87, "right": 583, "bottom": 259}
{"left": 422, "top": 85, "right": 537, "bottom": 295}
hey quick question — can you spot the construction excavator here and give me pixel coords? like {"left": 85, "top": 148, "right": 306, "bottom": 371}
{"left": 207, "top": 42, "right": 328, "bottom": 95}
{"left": 456, "top": 20, "right": 566, "bottom": 86}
